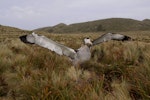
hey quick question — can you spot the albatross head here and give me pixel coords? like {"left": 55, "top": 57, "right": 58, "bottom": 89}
{"left": 84, "top": 38, "right": 93, "bottom": 46}
{"left": 19, "top": 32, "right": 37, "bottom": 44}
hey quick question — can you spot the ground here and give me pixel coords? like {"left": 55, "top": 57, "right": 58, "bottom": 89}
{"left": 0, "top": 31, "right": 150, "bottom": 100}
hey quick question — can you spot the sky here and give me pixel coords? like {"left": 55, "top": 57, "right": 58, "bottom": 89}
{"left": 0, "top": 0, "right": 150, "bottom": 30}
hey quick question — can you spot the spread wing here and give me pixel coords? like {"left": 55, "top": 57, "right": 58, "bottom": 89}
{"left": 92, "top": 33, "right": 131, "bottom": 45}
{"left": 19, "top": 33, "right": 76, "bottom": 59}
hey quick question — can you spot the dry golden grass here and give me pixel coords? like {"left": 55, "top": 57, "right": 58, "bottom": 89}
{"left": 0, "top": 31, "right": 150, "bottom": 100}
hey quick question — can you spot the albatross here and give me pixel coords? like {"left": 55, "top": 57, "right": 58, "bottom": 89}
{"left": 19, "top": 32, "right": 131, "bottom": 66}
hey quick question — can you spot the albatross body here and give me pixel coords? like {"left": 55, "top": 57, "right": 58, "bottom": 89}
{"left": 19, "top": 32, "right": 131, "bottom": 66}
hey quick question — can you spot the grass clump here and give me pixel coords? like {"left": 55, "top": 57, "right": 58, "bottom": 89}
{"left": 0, "top": 31, "right": 150, "bottom": 100}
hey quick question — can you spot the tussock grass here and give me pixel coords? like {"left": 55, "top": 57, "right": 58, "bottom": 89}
{"left": 0, "top": 31, "right": 150, "bottom": 100}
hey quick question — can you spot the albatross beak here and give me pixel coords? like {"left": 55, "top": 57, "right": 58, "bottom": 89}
{"left": 89, "top": 41, "right": 93, "bottom": 45}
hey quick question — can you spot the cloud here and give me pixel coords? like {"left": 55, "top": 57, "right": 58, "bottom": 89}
{"left": 0, "top": 0, "right": 150, "bottom": 30}
{"left": 3, "top": 6, "right": 43, "bottom": 19}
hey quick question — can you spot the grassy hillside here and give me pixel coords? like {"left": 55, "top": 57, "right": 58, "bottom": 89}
{"left": 0, "top": 25, "right": 29, "bottom": 34}
{"left": 0, "top": 25, "right": 30, "bottom": 42}
{"left": 34, "top": 18, "right": 150, "bottom": 33}
{"left": 0, "top": 31, "right": 150, "bottom": 100}
{"left": 143, "top": 19, "right": 150, "bottom": 25}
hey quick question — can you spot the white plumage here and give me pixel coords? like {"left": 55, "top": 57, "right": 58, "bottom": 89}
{"left": 20, "top": 32, "right": 131, "bottom": 66}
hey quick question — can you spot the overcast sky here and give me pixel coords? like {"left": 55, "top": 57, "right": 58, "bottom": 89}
{"left": 0, "top": 0, "right": 150, "bottom": 30}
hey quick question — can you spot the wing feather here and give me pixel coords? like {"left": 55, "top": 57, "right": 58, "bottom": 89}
{"left": 26, "top": 33, "right": 76, "bottom": 59}
{"left": 92, "top": 33, "right": 131, "bottom": 45}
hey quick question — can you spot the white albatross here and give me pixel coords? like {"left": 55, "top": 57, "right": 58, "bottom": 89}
{"left": 19, "top": 32, "right": 132, "bottom": 66}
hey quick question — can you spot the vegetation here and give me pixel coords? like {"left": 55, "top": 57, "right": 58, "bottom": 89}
{"left": 34, "top": 18, "right": 150, "bottom": 33}
{"left": 0, "top": 29, "right": 150, "bottom": 100}
{"left": 0, "top": 25, "right": 29, "bottom": 42}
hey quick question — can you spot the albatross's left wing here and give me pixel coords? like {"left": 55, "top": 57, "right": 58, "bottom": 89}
{"left": 19, "top": 32, "right": 76, "bottom": 59}
{"left": 92, "top": 33, "right": 132, "bottom": 45}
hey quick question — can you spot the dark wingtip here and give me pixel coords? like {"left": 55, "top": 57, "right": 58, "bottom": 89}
{"left": 122, "top": 36, "right": 132, "bottom": 41}
{"left": 19, "top": 35, "right": 34, "bottom": 44}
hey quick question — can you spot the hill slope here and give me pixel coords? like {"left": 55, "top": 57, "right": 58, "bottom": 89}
{"left": 0, "top": 25, "right": 30, "bottom": 42}
{"left": 0, "top": 25, "right": 29, "bottom": 34}
{"left": 34, "top": 18, "right": 150, "bottom": 33}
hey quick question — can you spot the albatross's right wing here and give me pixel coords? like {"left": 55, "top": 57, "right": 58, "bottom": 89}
{"left": 92, "top": 33, "right": 132, "bottom": 45}
{"left": 19, "top": 32, "right": 76, "bottom": 59}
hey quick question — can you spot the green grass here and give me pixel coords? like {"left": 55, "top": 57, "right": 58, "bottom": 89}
{"left": 34, "top": 18, "right": 150, "bottom": 33}
{"left": 0, "top": 31, "right": 150, "bottom": 100}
